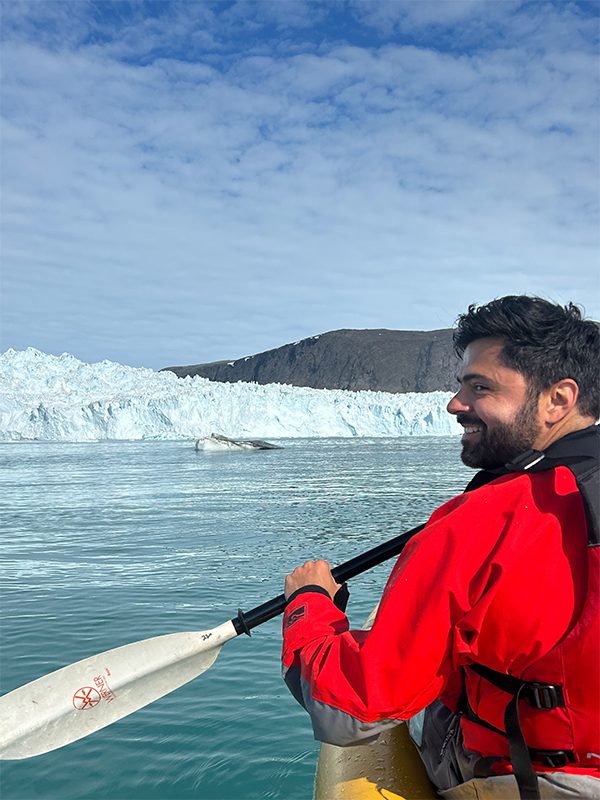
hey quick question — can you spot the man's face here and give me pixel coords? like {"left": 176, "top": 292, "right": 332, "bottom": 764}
{"left": 447, "top": 338, "right": 543, "bottom": 470}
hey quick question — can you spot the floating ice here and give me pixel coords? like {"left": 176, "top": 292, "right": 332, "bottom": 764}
{"left": 195, "top": 434, "right": 283, "bottom": 451}
{"left": 0, "top": 348, "right": 462, "bottom": 442}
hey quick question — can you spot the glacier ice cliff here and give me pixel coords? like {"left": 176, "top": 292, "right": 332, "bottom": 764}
{"left": 0, "top": 348, "right": 462, "bottom": 442}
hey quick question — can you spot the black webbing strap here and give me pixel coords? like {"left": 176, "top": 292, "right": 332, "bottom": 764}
{"left": 504, "top": 686, "right": 543, "bottom": 800}
{"left": 469, "top": 663, "right": 566, "bottom": 711}
{"left": 468, "top": 663, "right": 573, "bottom": 800}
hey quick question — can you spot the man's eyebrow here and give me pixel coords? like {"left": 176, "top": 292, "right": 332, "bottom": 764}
{"left": 456, "top": 372, "right": 495, "bottom": 385}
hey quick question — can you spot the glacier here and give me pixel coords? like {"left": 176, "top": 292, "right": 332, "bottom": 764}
{"left": 0, "top": 348, "right": 462, "bottom": 442}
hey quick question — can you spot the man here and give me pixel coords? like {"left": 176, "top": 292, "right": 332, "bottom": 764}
{"left": 282, "top": 296, "right": 599, "bottom": 799}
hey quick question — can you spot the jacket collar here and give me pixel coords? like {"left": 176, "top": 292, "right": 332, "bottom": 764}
{"left": 464, "top": 424, "right": 599, "bottom": 493}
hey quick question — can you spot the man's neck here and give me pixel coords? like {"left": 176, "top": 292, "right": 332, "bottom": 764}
{"left": 534, "top": 414, "right": 596, "bottom": 452}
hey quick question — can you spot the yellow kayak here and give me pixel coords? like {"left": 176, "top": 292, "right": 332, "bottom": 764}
{"left": 314, "top": 724, "right": 438, "bottom": 799}
{"left": 314, "top": 605, "right": 439, "bottom": 799}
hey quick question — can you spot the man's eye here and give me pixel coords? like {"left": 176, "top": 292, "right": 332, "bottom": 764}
{"left": 473, "top": 384, "right": 487, "bottom": 392}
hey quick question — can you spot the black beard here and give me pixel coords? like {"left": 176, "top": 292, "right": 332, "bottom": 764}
{"left": 458, "top": 398, "right": 542, "bottom": 470}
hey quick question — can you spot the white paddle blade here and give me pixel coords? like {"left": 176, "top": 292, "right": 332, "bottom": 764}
{"left": 0, "top": 620, "right": 239, "bottom": 760}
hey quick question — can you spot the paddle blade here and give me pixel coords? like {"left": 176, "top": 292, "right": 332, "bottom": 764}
{"left": 0, "top": 620, "right": 238, "bottom": 760}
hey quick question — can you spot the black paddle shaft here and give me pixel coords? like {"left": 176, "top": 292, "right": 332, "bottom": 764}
{"left": 232, "top": 522, "right": 425, "bottom": 636}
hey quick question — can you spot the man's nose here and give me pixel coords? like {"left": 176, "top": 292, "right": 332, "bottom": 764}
{"left": 447, "top": 388, "right": 471, "bottom": 415}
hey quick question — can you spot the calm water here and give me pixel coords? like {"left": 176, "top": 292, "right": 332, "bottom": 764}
{"left": 0, "top": 437, "right": 472, "bottom": 800}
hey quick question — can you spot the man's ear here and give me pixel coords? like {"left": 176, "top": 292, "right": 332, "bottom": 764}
{"left": 539, "top": 379, "right": 579, "bottom": 423}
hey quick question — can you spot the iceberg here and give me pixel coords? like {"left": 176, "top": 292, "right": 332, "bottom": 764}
{"left": 0, "top": 348, "right": 462, "bottom": 442}
{"left": 195, "top": 433, "right": 284, "bottom": 451}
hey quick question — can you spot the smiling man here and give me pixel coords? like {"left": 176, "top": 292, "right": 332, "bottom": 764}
{"left": 282, "top": 297, "right": 599, "bottom": 800}
{"left": 451, "top": 338, "right": 552, "bottom": 470}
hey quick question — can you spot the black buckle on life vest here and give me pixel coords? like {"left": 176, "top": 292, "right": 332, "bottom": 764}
{"left": 529, "top": 749, "right": 576, "bottom": 769}
{"left": 523, "top": 683, "right": 565, "bottom": 710}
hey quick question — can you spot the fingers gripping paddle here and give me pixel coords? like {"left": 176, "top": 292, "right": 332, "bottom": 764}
{"left": 0, "top": 523, "right": 424, "bottom": 760}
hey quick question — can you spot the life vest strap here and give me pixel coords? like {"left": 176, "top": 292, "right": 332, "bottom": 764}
{"left": 468, "top": 662, "right": 566, "bottom": 710}
{"left": 528, "top": 749, "right": 576, "bottom": 769}
{"left": 463, "top": 691, "right": 576, "bottom": 768}
{"left": 465, "top": 663, "right": 575, "bottom": 800}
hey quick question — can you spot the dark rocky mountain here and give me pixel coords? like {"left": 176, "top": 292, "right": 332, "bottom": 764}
{"left": 162, "top": 328, "right": 458, "bottom": 393}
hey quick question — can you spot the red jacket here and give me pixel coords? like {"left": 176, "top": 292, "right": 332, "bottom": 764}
{"left": 282, "top": 466, "right": 599, "bottom": 777}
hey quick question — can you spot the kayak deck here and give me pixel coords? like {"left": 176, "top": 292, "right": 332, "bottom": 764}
{"left": 314, "top": 722, "right": 438, "bottom": 799}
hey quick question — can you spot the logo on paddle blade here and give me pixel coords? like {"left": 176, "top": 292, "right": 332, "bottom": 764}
{"left": 73, "top": 687, "right": 101, "bottom": 710}
{"left": 285, "top": 604, "right": 307, "bottom": 630}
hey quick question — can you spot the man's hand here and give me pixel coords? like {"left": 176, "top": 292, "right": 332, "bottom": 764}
{"left": 284, "top": 559, "right": 342, "bottom": 601}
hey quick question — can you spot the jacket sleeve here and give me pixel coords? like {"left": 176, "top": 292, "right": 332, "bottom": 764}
{"left": 282, "top": 586, "right": 403, "bottom": 746}
{"left": 281, "top": 475, "right": 569, "bottom": 747}
{"left": 281, "top": 520, "right": 460, "bottom": 746}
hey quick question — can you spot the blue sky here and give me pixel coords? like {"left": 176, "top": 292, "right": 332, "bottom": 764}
{"left": 1, "top": 1, "right": 598, "bottom": 370}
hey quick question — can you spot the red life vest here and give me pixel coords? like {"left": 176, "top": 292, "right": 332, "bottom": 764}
{"left": 462, "top": 426, "right": 599, "bottom": 799}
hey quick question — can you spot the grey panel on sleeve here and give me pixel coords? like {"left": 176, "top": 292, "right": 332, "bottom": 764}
{"left": 298, "top": 672, "right": 403, "bottom": 747}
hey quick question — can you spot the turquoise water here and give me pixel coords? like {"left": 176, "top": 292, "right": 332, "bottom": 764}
{"left": 1, "top": 437, "right": 472, "bottom": 799}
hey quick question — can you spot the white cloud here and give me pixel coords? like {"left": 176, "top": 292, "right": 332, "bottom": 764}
{"left": 1, "top": 2, "right": 598, "bottom": 369}
{"left": 350, "top": 0, "right": 505, "bottom": 33}
{"left": 349, "top": 0, "right": 597, "bottom": 54}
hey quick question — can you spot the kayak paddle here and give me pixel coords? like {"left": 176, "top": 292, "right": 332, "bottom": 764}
{"left": 0, "top": 522, "right": 424, "bottom": 760}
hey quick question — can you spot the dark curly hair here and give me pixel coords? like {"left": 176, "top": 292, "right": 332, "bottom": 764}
{"left": 453, "top": 296, "right": 600, "bottom": 420}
